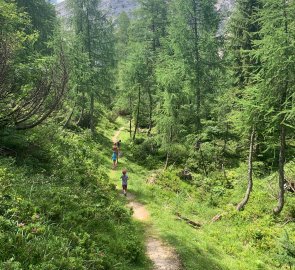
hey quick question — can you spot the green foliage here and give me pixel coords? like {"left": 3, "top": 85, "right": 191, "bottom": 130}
{"left": 1, "top": 0, "right": 295, "bottom": 267}
{"left": 64, "top": 0, "right": 116, "bottom": 131}
{"left": 276, "top": 232, "right": 295, "bottom": 269}
{"left": 14, "top": 0, "right": 56, "bottom": 53}
{"left": 0, "top": 0, "right": 68, "bottom": 130}
{"left": 128, "top": 158, "right": 294, "bottom": 270}
{"left": 0, "top": 124, "right": 147, "bottom": 269}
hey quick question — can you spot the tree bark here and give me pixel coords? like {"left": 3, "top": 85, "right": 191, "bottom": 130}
{"left": 90, "top": 93, "right": 95, "bottom": 134}
{"left": 133, "top": 86, "right": 141, "bottom": 141}
{"left": 273, "top": 0, "right": 288, "bottom": 215}
{"left": 192, "top": 0, "right": 201, "bottom": 133}
{"left": 273, "top": 123, "right": 286, "bottom": 215}
{"left": 164, "top": 152, "right": 169, "bottom": 170}
{"left": 63, "top": 103, "right": 75, "bottom": 129}
{"left": 85, "top": 5, "right": 95, "bottom": 135}
{"left": 147, "top": 87, "right": 153, "bottom": 136}
{"left": 76, "top": 104, "right": 84, "bottom": 126}
{"left": 237, "top": 127, "right": 255, "bottom": 211}
{"left": 199, "top": 148, "right": 208, "bottom": 177}
{"left": 129, "top": 95, "right": 132, "bottom": 139}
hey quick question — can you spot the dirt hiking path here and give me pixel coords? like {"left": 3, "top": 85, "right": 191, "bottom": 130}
{"left": 112, "top": 128, "right": 182, "bottom": 270}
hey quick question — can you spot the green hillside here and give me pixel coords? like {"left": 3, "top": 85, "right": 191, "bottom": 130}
{"left": 0, "top": 0, "right": 294, "bottom": 269}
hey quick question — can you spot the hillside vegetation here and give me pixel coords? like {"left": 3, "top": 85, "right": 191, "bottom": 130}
{"left": 0, "top": 0, "right": 295, "bottom": 269}
{"left": 0, "top": 119, "right": 148, "bottom": 269}
{"left": 109, "top": 121, "right": 295, "bottom": 270}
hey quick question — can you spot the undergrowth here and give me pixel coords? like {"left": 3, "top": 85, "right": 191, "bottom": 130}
{"left": 114, "top": 122, "right": 295, "bottom": 270}
{"left": 0, "top": 120, "right": 149, "bottom": 270}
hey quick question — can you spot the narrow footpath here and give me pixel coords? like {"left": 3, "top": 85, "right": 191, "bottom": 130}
{"left": 112, "top": 128, "right": 182, "bottom": 270}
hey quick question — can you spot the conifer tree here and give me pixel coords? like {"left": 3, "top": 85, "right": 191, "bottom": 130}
{"left": 68, "top": 0, "right": 115, "bottom": 133}
{"left": 226, "top": 0, "right": 262, "bottom": 210}
{"left": 0, "top": 0, "right": 68, "bottom": 130}
{"left": 166, "top": 0, "right": 220, "bottom": 133}
{"left": 253, "top": 0, "right": 295, "bottom": 214}
{"left": 116, "top": 0, "right": 168, "bottom": 138}
{"left": 227, "top": 0, "right": 261, "bottom": 87}
{"left": 135, "top": 0, "right": 168, "bottom": 134}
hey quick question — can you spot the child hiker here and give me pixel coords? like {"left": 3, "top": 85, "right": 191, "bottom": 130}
{"left": 112, "top": 143, "right": 118, "bottom": 168}
{"left": 121, "top": 169, "right": 129, "bottom": 196}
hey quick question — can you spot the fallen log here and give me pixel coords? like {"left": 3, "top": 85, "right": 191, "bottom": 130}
{"left": 175, "top": 212, "right": 202, "bottom": 228}
{"left": 212, "top": 213, "right": 222, "bottom": 222}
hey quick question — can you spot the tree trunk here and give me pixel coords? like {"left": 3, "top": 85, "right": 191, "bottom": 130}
{"left": 273, "top": 0, "right": 288, "bottom": 215}
{"left": 192, "top": 0, "right": 201, "bottom": 133}
{"left": 129, "top": 95, "right": 132, "bottom": 139}
{"left": 76, "top": 105, "right": 84, "bottom": 126}
{"left": 133, "top": 86, "right": 141, "bottom": 141}
{"left": 90, "top": 93, "right": 95, "bottom": 134}
{"left": 164, "top": 152, "right": 169, "bottom": 170}
{"left": 237, "top": 127, "right": 255, "bottom": 211}
{"left": 164, "top": 125, "right": 173, "bottom": 170}
{"left": 147, "top": 87, "right": 153, "bottom": 136}
{"left": 199, "top": 148, "right": 208, "bottom": 177}
{"left": 63, "top": 103, "right": 75, "bottom": 129}
{"left": 222, "top": 122, "right": 229, "bottom": 154}
{"left": 273, "top": 123, "right": 286, "bottom": 214}
{"left": 85, "top": 5, "right": 95, "bottom": 135}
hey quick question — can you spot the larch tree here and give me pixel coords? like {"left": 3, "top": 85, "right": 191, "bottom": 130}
{"left": 68, "top": 0, "right": 115, "bottom": 133}
{"left": 116, "top": 0, "right": 168, "bottom": 138}
{"left": 252, "top": 0, "right": 295, "bottom": 214}
{"left": 226, "top": 0, "right": 262, "bottom": 210}
{"left": 0, "top": 0, "right": 68, "bottom": 130}
{"left": 153, "top": 0, "right": 220, "bottom": 167}
{"left": 227, "top": 0, "right": 261, "bottom": 87}
{"left": 135, "top": 0, "right": 168, "bottom": 134}
{"left": 166, "top": 0, "right": 220, "bottom": 134}
{"left": 14, "top": 0, "right": 56, "bottom": 53}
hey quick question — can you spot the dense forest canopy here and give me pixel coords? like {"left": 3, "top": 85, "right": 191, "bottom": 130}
{"left": 0, "top": 0, "right": 294, "bottom": 269}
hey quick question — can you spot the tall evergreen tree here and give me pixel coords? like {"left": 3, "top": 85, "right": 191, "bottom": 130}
{"left": 0, "top": 0, "right": 68, "bottom": 130}
{"left": 252, "top": 0, "right": 295, "bottom": 214}
{"left": 135, "top": 0, "right": 168, "bottom": 134}
{"left": 68, "top": 0, "right": 115, "bottom": 133}
{"left": 226, "top": 0, "right": 262, "bottom": 210}
{"left": 227, "top": 0, "right": 261, "bottom": 87}
{"left": 14, "top": 0, "right": 56, "bottom": 53}
{"left": 166, "top": 0, "right": 220, "bottom": 133}
{"left": 116, "top": 0, "right": 168, "bottom": 138}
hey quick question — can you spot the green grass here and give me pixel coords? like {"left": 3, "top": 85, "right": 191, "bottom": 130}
{"left": 109, "top": 121, "right": 295, "bottom": 270}
{"left": 0, "top": 118, "right": 151, "bottom": 270}
{"left": 1, "top": 115, "right": 294, "bottom": 269}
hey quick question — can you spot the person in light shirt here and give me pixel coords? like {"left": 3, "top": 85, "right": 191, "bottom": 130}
{"left": 121, "top": 169, "right": 129, "bottom": 196}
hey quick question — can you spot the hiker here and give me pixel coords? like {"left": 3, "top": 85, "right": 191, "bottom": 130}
{"left": 116, "top": 140, "right": 121, "bottom": 149}
{"left": 121, "top": 169, "right": 129, "bottom": 196}
{"left": 116, "top": 140, "right": 122, "bottom": 161}
{"left": 112, "top": 143, "right": 118, "bottom": 168}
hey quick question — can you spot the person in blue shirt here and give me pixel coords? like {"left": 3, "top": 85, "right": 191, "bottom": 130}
{"left": 112, "top": 143, "right": 118, "bottom": 168}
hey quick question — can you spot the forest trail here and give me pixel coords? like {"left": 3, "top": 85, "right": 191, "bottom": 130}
{"left": 112, "top": 128, "right": 182, "bottom": 270}
{"left": 111, "top": 127, "right": 124, "bottom": 143}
